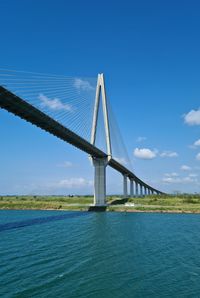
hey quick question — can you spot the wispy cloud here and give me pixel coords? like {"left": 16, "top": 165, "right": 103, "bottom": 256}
{"left": 160, "top": 151, "right": 178, "bottom": 158}
{"left": 184, "top": 108, "right": 200, "bottom": 125}
{"left": 39, "top": 94, "right": 72, "bottom": 111}
{"left": 189, "top": 173, "right": 198, "bottom": 178}
{"left": 74, "top": 78, "right": 95, "bottom": 91}
{"left": 162, "top": 175, "right": 198, "bottom": 184}
{"left": 193, "top": 139, "right": 200, "bottom": 147}
{"left": 23, "top": 177, "right": 93, "bottom": 195}
{"left": 196, "top": 153, "right": 200, "bottom": 161}
{"left": 162, "top": 170, "right": 199, "bottom": 184}
{"left": 57, "top": 178, "right": 93, "bottom": 189}
{"left": 162, "top": 177, "right": 181, "bottom": 183}
{"left": 183, "top": 176, "right": 198, "bottom": 183}
{"left": 164, "top": 172, "right": 179, "bottom": 177}
{"left": 57, "top": 161, "right": 73, "bottom": 168}
{"left": 136, "top": 136, "right": 147, "bottom": 143}
{"left": 133, "top": 148, "right": 157, "bottom": 160}
{"left": 181, "top": 165, "right": 191, "bottom": 171}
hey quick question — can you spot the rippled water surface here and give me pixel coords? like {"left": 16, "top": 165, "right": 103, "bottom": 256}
{"left": 1, "top": 210, "right": 200, "bottom": 297}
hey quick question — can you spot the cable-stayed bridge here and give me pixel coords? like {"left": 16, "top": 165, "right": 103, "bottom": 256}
{"left": 0, "top": 69, "right": 164, "bottom": 205}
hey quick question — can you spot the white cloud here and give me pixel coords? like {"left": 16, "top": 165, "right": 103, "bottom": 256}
{"left": 57, "top": 178, "right": 93, "bottom": 189}
{"left": 184, "top": 108, "right": 200, "bottom": 125}
{"left": 181, "top": 165, "right": 191, "bottom": 171}
{"left": 194, "top": 139, "right": 200, "bottom": 147}
{"left": 162, "top": 175, "right": 197, "bottom": 184}
{"left": 133, "top": 148, "right": 157, "bottom": 159}
{"left": 25, "top": 177, "right": 93, "bottom": 195}
{"left": 160, "top": 151, "right": 178, "bottom": 158}
{"left": 39, "top": 94, "right": 72, "bottom": 111}
{"left": 189, "top": 173, "right": 198, "bottom": 178}
{"left": 162, "top": 177, "right": 181, "bottom": 184}
{"left": 164, "top": 172, "right": 179, "bottom": 177}
{"left": 162, "top": 173, "right": 179, "bottom": 183}
{"left": 136, "top": 136, "right": 147, "bottom": 143}
{"left": 57, "top": 161, "right": 73, "bottom": 168}
{"left": 182, "top": 176, "right": 198, "bottom": 183}
{"left": 74, "top": 78, "right": 94, "bottom": 91}
{"left": 196, "top": 153, "right": 200, "bottom": 161}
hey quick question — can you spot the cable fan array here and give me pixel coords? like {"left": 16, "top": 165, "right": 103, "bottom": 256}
{"left": 0, "top": 68, "right": 97, "bottom": 142}
{"left": 107, "top": 98, "right": 133, "bottom": 171}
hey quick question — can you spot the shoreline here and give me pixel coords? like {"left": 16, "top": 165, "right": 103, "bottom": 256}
{"left": 1, "top": 195, "right": 200, "bottom": 214}
{"left": 1, "top": 207, "right": 200, "bottom": 214}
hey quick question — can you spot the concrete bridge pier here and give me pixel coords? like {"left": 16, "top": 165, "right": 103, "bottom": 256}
{"left": 144, "top": 187, "right": 147, "bottom": 196}
{"left": 133, "top": 180, "right": 136, "bottom": 197}
{"left": 123, "top": 174, "right": 128, "bottom": 198}
{"left": 144, "top": 187, "right": 146, "bottom": 196}
{"left": 135, "top": 182, "right": 138, "bottom": 197}
{"left": 130, "top": 178, "right": 134, "bottom": 197}
{"left": 93, "top": 157, "right": 108, "bottom": 206}
{"left": 140, "top": 184, "right": 143, "bottom": 197}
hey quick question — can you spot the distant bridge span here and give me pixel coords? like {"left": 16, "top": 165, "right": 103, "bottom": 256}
{"left": 0, "top": 76, "right": 164, "bottom": 205}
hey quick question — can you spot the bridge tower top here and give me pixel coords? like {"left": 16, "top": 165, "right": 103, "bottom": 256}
{"left": 90, "top": 74, "right": 112, "bottom": 158}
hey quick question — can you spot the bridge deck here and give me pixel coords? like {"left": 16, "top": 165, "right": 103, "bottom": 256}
{"left": 0, "top": 86, "right": 163, "bottom": 194}
{"left": 0, "top": 86, "right": 107, "bottom": 158}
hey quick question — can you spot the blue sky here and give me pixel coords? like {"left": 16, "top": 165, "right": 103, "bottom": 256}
{"left": 1, "top": 0, "right": 200, "bottom": 195}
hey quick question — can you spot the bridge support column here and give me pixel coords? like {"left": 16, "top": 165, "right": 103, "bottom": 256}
{"left": 144, "top": 187, "right": 147, "bottom": 196}
{"left": 123, "top": 174, "right": 128, "bottom": 198}
{"left": 135, "top": 182, "right": 138, "bottom": 197}
{"left": 93, "top": 158, "right": 107, "bottom": 206}
{"left": 140, "top": 184, "right": 143, "bottom": 197}
{"left": 130, "top": 179, "right": 134, "bottom": 197}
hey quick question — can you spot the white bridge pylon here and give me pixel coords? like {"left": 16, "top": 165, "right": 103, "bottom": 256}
{"left": 90, "top": 74, "right": 111, "bottom": 206}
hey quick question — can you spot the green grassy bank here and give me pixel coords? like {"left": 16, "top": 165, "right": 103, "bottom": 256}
{"left": 109, "top": 195, "right": 200, "bottom": 213}
{"left": 0, "top": 196, "right": 93, "bottom": 211}
{"left": 1, "top": 194, "right": 200, "bottom": 213}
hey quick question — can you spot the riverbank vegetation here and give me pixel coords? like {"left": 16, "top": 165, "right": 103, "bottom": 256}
{"left": 1, "top": 194, "right": 200, "bottom": 213}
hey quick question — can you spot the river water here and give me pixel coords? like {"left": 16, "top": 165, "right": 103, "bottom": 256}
{"left": 1, "top": 210, "right": 200, "bottom": 297}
